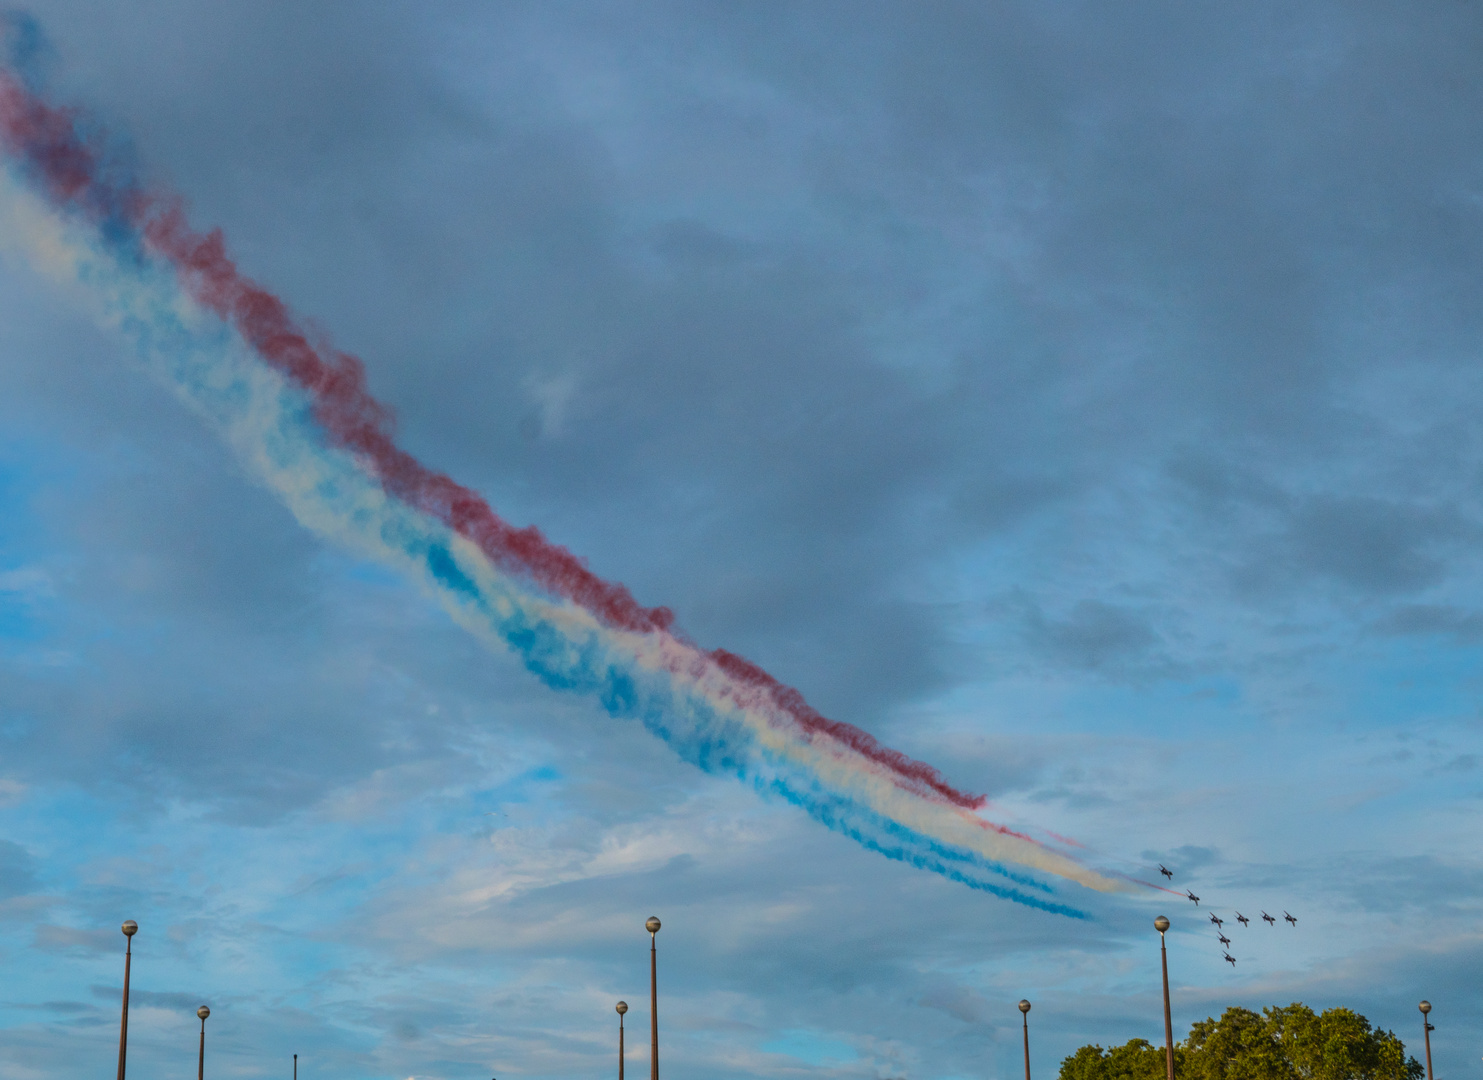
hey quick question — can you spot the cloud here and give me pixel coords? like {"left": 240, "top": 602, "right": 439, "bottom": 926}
{"left": 0, "top": 1, "right": 1482, "bottom": 1077}
{"left": 1023, "top": 600, "right": 1161, "bottom": 673}
{"left": 89, "top": 985, "right": 202, "bottom": 1010}
{"left": 1273, "top": 496, "right": 1466, "bottom": 596}
{"left": 32, "top": 924, "right": 116, "bottom": 956}
{"left": 0, "top": 839, "right": 37, "bottom": 899}
{"left": 1373, "top": 603, "right": 1483, "bottom": 642}
{"left": 0, "top": 566, "right": 52, "bottom": 598}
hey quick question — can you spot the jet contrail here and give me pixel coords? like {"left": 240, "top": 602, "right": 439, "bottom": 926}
{"left": 0, "top": 26, "right": 1128, "bottom": 915}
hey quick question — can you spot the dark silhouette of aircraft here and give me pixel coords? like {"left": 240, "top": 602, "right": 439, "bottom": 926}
{"left": 1160, "top": 865, "right": 1173, "bottom": 880}
{"left": 1235, "top": 912, "right": 1250, "bottom": 927}
{"left": 1284, "top": 911, "right": 1297, "bottom": 926}
{"left": 1218, "top": 932, "right": 1231, "bottom": 946}
{"left": 1209, "top": 913, "right": 1224, "bottom": 928}
{"left": 1261, "top": 911, "right": 1276, "bottom": 925}
{"left": 1187, "top": 890, "right": 1200, "bottom": 906}
{"left": 1223, "top": 951, "right": 1237, "bottom": 967}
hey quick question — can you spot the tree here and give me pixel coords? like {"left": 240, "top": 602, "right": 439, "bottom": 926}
{"left": 1059, "top": 1005, "right": 1422, "bottom": 1080}
{"left": 1183, "top": 1007, "right": 1293, "bottom": 1080}
{"left": 1059, "top": 1038, "right": 1185, "bottom": 1080}
{"left": 1263, "top": 1004, "right": 1420, "bottom": 1080}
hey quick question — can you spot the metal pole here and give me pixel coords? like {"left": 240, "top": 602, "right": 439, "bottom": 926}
{"left": 1019, "top": 1000, "right": 1032, "bottom": 1080}
{"left": 294, "top": 1053, "right": 297, "bottom": 1080}
{"left": 117, "top": 921, "right": 137, "bottom": 1080}
{"left": 196, "top": 1007, "right": 210, "bottom": 1080}
{"left": 650, "top": 938, "right": 657, "bottom": 1080}
{"left": 1156, "top": 917, "right": 1174, "bottom": 1080}
{"left": 617, "top": 1001, "right": 628, "bottom": 1080}
{"left": 646, "top": 917, "right": 661, "bottom": 1080}
{"left": 1419, "top": 1002, "right": 1434, "bottom": 1080}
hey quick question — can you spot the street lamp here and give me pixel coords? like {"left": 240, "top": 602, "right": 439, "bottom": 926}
{"left": 1155, "top": 916, "right": 1174, "bottom": 1080}
{"left": 196, "top": 1006, "right": 210, "bottom": 1080}
{"left": 1418, "top": 1001, "right": 1434, "bottom": 1080}
{"left": 616, "top": 1000, "right": 629, "bottom": 1080}
{"left": 1019, "top": 1000, "right": 1032, "bottom": 1080}
{"left": 647, "top": 916, "right": 661, "bottom": 1080}
{"left": 117, "top": 920, "right": 138, "bottom": 1080}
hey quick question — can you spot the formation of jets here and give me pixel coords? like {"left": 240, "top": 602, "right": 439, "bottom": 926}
{"left": 1153, "top": 865, "right": 1297, "bottom": 971}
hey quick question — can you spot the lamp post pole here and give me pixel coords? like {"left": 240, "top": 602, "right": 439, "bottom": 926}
{"left": 616, "top": 1000, "right": 628, "bottom": 1080}
{"left": 1419, "top": 1001, "right": 1434, "bottom": 1080}
{"left": 1156, "top": 916, "right": 1174, "bottom": 1080}
{"left": 646, "top": 917, "right": 661, "bottom": 1080}
{"left": 1019, "top": 1000, "right": 1032, "bottom": 1080}
{"left": 197, "top": 1006, "right": 210, "bottom": 1080}
{"left": 116, "top": 920, "right": 138, "bottom": 1080}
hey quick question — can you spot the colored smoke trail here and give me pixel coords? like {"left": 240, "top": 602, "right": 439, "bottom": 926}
{"left": 0, "top": 32, "right": 1130, "bottom": 914}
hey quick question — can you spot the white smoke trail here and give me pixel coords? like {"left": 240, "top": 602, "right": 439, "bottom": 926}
{"left": 0, "top": 166, "right": 1126, "bottom": 914}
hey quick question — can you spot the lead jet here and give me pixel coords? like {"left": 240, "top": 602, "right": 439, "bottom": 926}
{"left": 1187, "top": 890, "right": 1200, "bottom": 906}
{"left": 1223, "top": 951, "right": 1237, "bottom": 967}
{"left": 1218, "top": 932, "right": 1231, "bottom": 946}
{"left": 1209, "top": 913, "right": 1224, "bottom": 928}
{"left": 1160, "top": 865, "right": 1173, "bottom": 880}
{"left": 1284, "top": 912, "right": 1298, "bottom": 926}
{"left": 1235, "top": 912, "right": 1250, "bottom": 927}
{"left": 1261, "top": 911, "right": 1276, "bottom": 925}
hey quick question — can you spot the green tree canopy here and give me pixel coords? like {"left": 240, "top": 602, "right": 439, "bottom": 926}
{"left": 1059, "top": 1005, "right": 1421, "bottom": 1080}
{"left": 1060, "top": 1037, "right": 1186, "bottom": 1080}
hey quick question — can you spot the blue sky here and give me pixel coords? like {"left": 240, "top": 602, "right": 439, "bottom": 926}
{"left": 0, "top": 2, "right": 1479, "bottom": 1077}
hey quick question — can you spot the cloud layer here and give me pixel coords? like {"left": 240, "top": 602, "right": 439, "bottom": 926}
{"left": 0, "top": 2, "right": 1480, "bottom": 1078}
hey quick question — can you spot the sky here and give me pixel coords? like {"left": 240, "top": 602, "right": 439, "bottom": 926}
{"left": 0, "top": 1, "right": 1479, "bottom": 1077}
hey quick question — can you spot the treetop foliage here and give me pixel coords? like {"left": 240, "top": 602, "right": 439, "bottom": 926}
{"left": 1059, "top": 1005, "right": 1422, "bottom": 1080}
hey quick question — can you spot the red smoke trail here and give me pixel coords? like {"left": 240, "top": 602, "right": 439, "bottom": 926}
{"left": 0, "top": 69, "right": 992, "bottom": 814}
{"left": 1041, "top": 829, "right": 1088, "bottom": 850}
{"left": 0, "top": 73, "right": 143, "bottom": 225}
{"left": 1123, "top": 876, "right": 1185, "bottom": 897}
{"left": 969, "top": 816, "right": 1038, "bottom": 845}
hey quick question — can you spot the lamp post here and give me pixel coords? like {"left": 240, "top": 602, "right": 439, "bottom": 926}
{"left": 293, "top": 1054, "right": 297, "bottom": 1080}
{"left": 617, "top": 1001, "right": 628, "bottom": 1080}
{"left": 1419, "top": 1001, "right": 1434, "bottom": 1080}
{"left": 646, "top": 916, "right": 661, "bottom": 1080}
{"left": 1155, "top": 916, "right": 1174, "bottom": 1080}
{"left": 197, "top": 1006, "right": 210, "bottom": 1080}
{"left": 1019, "top": 1000, "right": 1032, "bottom": 1080}
{"left": 117, "top": 920, "right": 138, "bottom": 1080}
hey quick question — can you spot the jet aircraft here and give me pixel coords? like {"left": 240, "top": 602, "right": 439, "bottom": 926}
{"left": 1209, "top": 913, "right": 1224, "bottom": 928}
{"left": 1160, "top": 865, "right": 1173, "bottom": 880}
{"left": 1284, "top": 912, "right": 1297, "bottom": 926}
{"left": 1223, "top": 952, "right": 1237, "bottom": 967}
{"left": 1187, "top": 890, "right": 1200, "bottom": 906}
{"left": 1261, "top": 911, "right": 1276, "bottom": 925}
{"left": 1235, "top": 912, "right": 1250, "bottom": 927}
{"left": 1218, "top": 932, "right": 1231, "bottom": 946}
